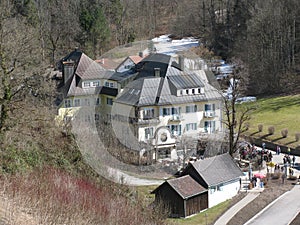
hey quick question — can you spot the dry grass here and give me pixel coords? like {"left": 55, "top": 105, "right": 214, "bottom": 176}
{"left": 0, "top": 168, "right": 168, "bottom": 225}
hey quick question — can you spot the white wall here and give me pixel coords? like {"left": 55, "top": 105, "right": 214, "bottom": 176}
{"left": 116, "top": 58, "right": 134, "bottom": 73}
{"left": 208, "top": 179, "right": 241, "bottom": 208}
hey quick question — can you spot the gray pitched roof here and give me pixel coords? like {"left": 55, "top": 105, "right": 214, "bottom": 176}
{"left": 190, "top": 153, "right": 244, "bottom": 186}
{"left": 60, "top": 52, "right": 118, "bottom": 98}
{"left": 166, "top": 175, "right": 207, "bottom": 199}
{"left": 75, "top": 53, "right": 106, "bottom": 80}
{"left": 115, "top": 57, "right": 222, "bottom": 106}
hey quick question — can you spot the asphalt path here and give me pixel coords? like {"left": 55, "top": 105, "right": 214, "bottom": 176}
{"left": 245, "top": 184, "right": 300, "bottom": 225}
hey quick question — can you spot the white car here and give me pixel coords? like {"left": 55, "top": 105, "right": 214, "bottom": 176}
{"left": 236, "top": 96, "right": 257, "bottom": 104}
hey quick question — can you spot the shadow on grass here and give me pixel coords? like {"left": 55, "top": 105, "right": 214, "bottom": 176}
{"left": 250, "top": 131, "right": 260, "bottom": 136}
{"left": 272, "top": 137, "right": 285, "bottom": 142}
{"left": 260, "top": 134, "right": 272, "bottom": 139}
{"left": 285, "top": 140, "right": 297, "bottom": 145}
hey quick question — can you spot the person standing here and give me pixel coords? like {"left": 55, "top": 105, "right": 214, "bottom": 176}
{"left": 276, "top": 145, "right": 281, "bottom": 155}
{"left": 292, "top": 155, "right": 296, "bottom": 167}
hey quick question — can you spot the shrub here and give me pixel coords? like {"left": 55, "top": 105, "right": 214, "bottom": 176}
{"left": 258, "top": 124, "right": 263, "bottom": 132}
{"left": 268, "top": 126, "right": 275, "bottom": 135}
{"left": 281, "top": 128, "right": 288, "bottom": 138}
{"left": 296, "top": 132, "right": 300, "bottom": 142}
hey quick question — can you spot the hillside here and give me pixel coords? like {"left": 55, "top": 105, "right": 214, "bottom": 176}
{"left": 242, "top": 94, "right": 300, "bottom": 150}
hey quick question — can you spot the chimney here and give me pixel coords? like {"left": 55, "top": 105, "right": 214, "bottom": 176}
{"left": 63, "top": 60, "right": 74, "bottom": 84}
{"left": 139, "top": 51, "right": 143, "bottom": 58}
{"left": 179, "top": 55, "right": 185, "bottom": 71}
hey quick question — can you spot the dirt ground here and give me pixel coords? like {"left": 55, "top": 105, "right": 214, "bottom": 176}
{"left": 227, "top": 177, "right": 296, "bottom": 225}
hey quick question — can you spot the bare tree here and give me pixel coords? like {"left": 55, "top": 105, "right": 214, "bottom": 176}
{"left": 0, "top": 1, "right": 43, "bottom": 144}
{"left": 222, "top": 59, "right": 256, "bottom": 156}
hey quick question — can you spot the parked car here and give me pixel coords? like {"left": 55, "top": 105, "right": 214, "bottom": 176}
{"left": 236, "top": 96, "right": 257, "bottom": 104}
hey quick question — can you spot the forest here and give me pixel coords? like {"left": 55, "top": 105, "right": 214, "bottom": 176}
{"left": 1, "top": 0, "right": 299, "bottom": 95}
{"left": 0, "top": 0, "right": 300, "bottom": 223}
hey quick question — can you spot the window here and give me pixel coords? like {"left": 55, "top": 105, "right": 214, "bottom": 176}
{"left": 162, "top": 107, "right": 181, "bottom": 116}
{"left": 204, "top": 121, "right": 216, "bottom": 133}
{"left": 186, "top": 105, "right": 197, "bottom": 113}
{"left": 74, "top": 99, "right": 80, "bottom": 107}
{"left": 145, "top": 127, "right": 154, "bottom": 139}
{"left": 95, "top": 98, "right": 100, "bottom": 105}
{"left": 83, "top": 82, "right": 90, "bottom": 88}
{"left": 186, "top": 123, "right": 197, "bottom": 131}
{"left": 107, "top": 97, "right": 113, "bottom": 105}
{"left": 198, "top": 88, "right": 204, "bottom": 94}
{"left": 163, "top": 108, "right": 171, "bottom": 116}
{"left": 85, "top": 114, "right": 91, "bottom": 123}
{"left": 143, "top": 108, "right": 155, "bottom": 119}
{"left": 192, "top": 89, "right": 195, "bottom": 94}
{"left": 105, "top": 81, "right": 114, "bottom": 88}
{"left": 205, "top": 104, "right": 215, "bottom": 111}
{"left": 186, "top": 89, "right": 189, "bottom": 95}
{"left": 171, "top": 107, "right": 181, "bottom": 115}
{"left": 64, "top": 99, "right": 72, "bottom": 108}
{"left": 167, "top": 125, "right": 182, "bottom": 135}
{"left": 92, "top": 81, "right": 100, "bottom": 87}
{"left": 84, "top": 98, "right": 90, "bottom": 106}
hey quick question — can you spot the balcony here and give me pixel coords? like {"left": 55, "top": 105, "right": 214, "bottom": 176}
{"left": 204, "top": 111, "right": 216, "bottom": 118}
{"left": 168, "top": 114, "right": 182, "bottom": 122}
{"left": 130, "top": 117, "right": 160, "bottom": 125}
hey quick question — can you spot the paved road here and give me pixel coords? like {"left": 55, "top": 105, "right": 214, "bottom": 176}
{"left": 107, "top": 167, "right": 163, "bottom": 186}
{"left": 245, "top": 185, "right": 300, "bottom": 225}
{"left": 214, "top": 193, "right": 260, "bottom": 225}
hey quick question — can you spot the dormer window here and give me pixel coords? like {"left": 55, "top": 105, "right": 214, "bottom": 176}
{"left": 186, "top": 89, "right": 189, "bottom": 95}
{"left": 92, "top": 81, "right": 100, "bottom": 87}
{"left": 192, "top": 89, "right": 195, "bottom": 94}
{"left": 105, "top": 81, "right": 114, "bottom": 88}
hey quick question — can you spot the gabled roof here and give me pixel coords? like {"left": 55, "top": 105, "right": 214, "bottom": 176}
{"left": 95, "top": 58, "right": 119, "bottom": 70}
{"left": 75, "top": 53, "right": 106, "bottom": 80}
{"left": 188, "top": 153, "right": 244, "bottom": 187}
{"left": 128, "top": 55, "right": 145, "bottom": 64}
{"left": 115, "top": 77, "right": 161, "bottom": 106}
{"left": 153, "top": 175, "right": 207, "bottom": 199}
{"left": 115, "top": 73, "right": 221, "bottom": 107}
{"left": 167, "top": 73, "right": 205, "bottom": 89}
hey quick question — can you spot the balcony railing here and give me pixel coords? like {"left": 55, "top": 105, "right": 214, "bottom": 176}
{"left": 168, "top": 114, "right": 182, "bottom": 122}
{"left": 130, "top": 117, "right": 160, "bottom": 125}
{"left": 204, "top": 111, "right": 216, "bottom": 118}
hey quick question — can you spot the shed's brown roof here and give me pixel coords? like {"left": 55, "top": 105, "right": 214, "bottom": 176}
{"left": 167, "top": 175, "right": 207, "bottom": 199}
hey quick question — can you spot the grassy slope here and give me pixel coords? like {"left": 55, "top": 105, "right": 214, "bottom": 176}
{"left": 243, "top": 94, "right": 300, "bottom": 148}
{"left": 168, "top": 200, "right": 231, "bottom": 225}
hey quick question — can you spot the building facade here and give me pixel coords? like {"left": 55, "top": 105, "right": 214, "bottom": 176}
{"left": 57, "top": 50, "right": 223, "bottom": 164}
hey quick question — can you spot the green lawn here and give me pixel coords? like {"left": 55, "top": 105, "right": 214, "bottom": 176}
{"left": 168, "top": 200, "right": 231, "bottom": 225}
{"left": 242, "top": 94, "right": 300, "bottom": 148}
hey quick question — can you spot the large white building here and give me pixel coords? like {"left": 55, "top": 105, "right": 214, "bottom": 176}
{"left": 57, "top": 49, "right": 223, "bottom": 163}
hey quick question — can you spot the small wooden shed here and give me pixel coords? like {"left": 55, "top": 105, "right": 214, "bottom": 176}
{"left": 152, "top": 175, "right": 208, "bottom": 218}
